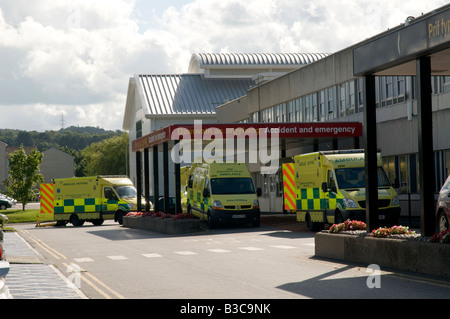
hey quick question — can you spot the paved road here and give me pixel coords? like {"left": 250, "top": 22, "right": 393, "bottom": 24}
{"left": 4, "top": 215, "right": 450, "bottom": 304}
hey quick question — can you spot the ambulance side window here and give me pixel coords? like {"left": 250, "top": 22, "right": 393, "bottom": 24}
{"left": 104, "top": 187, "right": 118, "bottom": 201}
{"left": 204, "top": 178, "right": 209, "bottom": 192}
{"left": 328, "top": 171, "right": 336, "bottom": 192}
{"left": 188, "top": 174, "right": 194, "bottom": 189}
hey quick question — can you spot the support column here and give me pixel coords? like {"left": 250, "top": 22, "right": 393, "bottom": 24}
{"left": 174, "top": 140, "right": 182, "bottom": 214}
{"left": 364, "top": 75, "right": 378, "bottom": 232}
{"left": 135, "top": 151, "right": 142, "bottom": 212}
{"left": 416, "top": 56, "right": 435, "bottom": 236}
{"left": 153, "top": 145, "right": 159, "bottom": 212}
{"left": 163, "top": 142, "right": 170, "bottom": 213}
{"left": 144, "top": 148, "right": 150, "bottom": 212}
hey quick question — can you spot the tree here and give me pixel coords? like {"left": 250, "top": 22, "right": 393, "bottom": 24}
{"left": 82, "top": 132, "right": 129, "bottom": 176}
{"left": 4, "top": 146, "right": 44, "bottom": 210}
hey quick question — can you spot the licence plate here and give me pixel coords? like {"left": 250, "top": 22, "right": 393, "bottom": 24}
{"left": 378, "top": 215, "right": 385, "bottom": 220}
{"left": 233, "top": 214, "right": 246, "bottom": 219}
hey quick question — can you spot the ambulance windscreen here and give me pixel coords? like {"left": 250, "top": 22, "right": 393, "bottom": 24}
{"left": 114, "top": 186, "right": 137, "bottom": 198}
{"left": 334, "top": 167, "right": 391, "bottom": 189}
{"left": 210, "top": 178, "right": 256, "bottom": 195}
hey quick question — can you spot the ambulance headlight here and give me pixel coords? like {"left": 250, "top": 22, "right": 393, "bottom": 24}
{"left": 253, "top": 199, "right": 259, "bottom": 209}
{"left": 343, "top": 198, "right": 358, "bottom": 208}
{"left": 212, "top": 200, "right": 223, "bottom": 210}
{"left": 392, "top": 196, "right": 400, "bottom": 206}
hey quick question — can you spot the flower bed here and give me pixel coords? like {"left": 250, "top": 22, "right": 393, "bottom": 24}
{"left": 371, "top": 225, "right": 418, "bottom": 238}
{"left": 327, "top": 220, "right": 419, "bottom": 239}
{"left": 123, "top": 211, "right": 201, "bottom": 234}
{"left": 125, "top": 211, "right": 197, "bottom": 221}
{"left": 431, "top": 229, "right": 450, "bottom": 244}
{"left": 329, "top": 220, "right": 366, "bottom": 233}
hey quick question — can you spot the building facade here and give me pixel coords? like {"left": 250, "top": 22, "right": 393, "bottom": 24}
{"left": 216, "top": 22, "right": 450, "bottom": 217}
{"left": 123, "top": 53, "right": 327, "bottom": 198}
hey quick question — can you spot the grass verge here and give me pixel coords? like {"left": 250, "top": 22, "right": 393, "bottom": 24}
{"left": 1, "top": 208, "right": 53, "bottom": 224}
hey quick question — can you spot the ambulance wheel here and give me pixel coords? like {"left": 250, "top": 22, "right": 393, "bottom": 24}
{"left": 92, "top": 219, "right": 104, "bottom": 226}
{"left": 207, "top": 212, "right": 216, "bottom": 229}
{"left": 252, "top": 217, "right": 260, "bottom": 227}
{"left": 306, "top": 214, "right": 322, "bottom": 232}
{"left": 70, "top": 214, "right": 84, "bottom": 227}
{"left": 335, "top": 211, "right": 344, "bottom": 224}
{"left": 116, "top": 212, "right": 124, "bottom": 225}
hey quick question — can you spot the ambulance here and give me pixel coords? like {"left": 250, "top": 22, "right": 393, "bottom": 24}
{"left": 285, "top": 149, "right": 400, "bottom": 231}
{"left": 41, "top": 176, "right": 144, "bottom": 226}
{"left": 185, "top": 162, "right": 262, "bottom": 228}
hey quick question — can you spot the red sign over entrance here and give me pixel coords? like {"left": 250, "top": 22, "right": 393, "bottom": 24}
{"left": 132, "top": 122, "right": 362, "bottom": 152}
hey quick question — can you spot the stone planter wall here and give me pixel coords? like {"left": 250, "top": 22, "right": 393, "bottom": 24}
{"left": 123, "top": 216, "right": 201, "bottom": 235}
{"left": 315, "top": 232, "right": 450, "bottom": 280}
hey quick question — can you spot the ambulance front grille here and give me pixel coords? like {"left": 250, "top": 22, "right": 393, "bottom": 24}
{"left": 224, "top": 205, "right": 252, "bottom": 210}
{"left": 358, "top": 200, "right": 391, "bottom": 208}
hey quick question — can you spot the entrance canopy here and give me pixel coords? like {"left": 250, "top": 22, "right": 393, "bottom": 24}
{"left": 132, "top": 121, "right": 362, "bottom": 214}
{"left": 352, "top": 4, "right": 450, "bottom": 235}
{"left": 354, "top": 5, "right": 450, "bottom": 76}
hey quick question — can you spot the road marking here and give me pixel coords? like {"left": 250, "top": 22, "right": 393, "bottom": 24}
{"left": 270, "top": 245, "right": 297, "bottom": 249}
{"left": 107, "top": 255, "right": 128, "bottom": 260}
{"left": 207, "top": 249, "right": 231, "bottom": 253}
{"left": 174, "top": 251, "right": 198, "bottom": 255}
{"left": 21, "top": 230, "right": 67, "bottom": 260}
{"left": 63, "top": 263, "right": 126, "bottom": 299}
{"left": 238, "top": 247, "right": 264, "bottom": 251}
{"left": 303, "top": 243, "right": 315, "bottom": 247}
{"left": 74, "top": 257, "right": 94, "bottom": 263}
{"left": 142, "top": 253, "right": 163, "bottom": 258}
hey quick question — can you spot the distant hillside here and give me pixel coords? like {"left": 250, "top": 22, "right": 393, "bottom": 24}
{"left": 0, "top": 126, "right": 124, "bottom": 152}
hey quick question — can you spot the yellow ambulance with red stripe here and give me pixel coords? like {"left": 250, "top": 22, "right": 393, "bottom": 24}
{"left": 40, "top": 176, "right": 143, "bottom": 226}
{"left": 283, "top": 150, "right": 401, "bottom": 231}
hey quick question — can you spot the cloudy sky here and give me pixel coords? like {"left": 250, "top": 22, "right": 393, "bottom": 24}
{"left": 0, "top": 0, "right": 447, "bottom": 132}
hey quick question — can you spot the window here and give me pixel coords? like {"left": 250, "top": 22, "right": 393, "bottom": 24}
{"left": 295, "top": 98, "right": 302, "bottom": 122}
{"left": 357, "top": 77, "right": 364, "bottom": 112}
{"left": 319, "top": 90, "right": 325, "bottom": 122}
{"left": 288, "top": 101, "right": 295, "bottom": 122}
{"left": 327, "top": 87, "right": 336, "bottom": 119}
{"left": 444, "top": 76, "right": 450, "bottom": 93}
{"left": 339, "top": 84, "right": 346, "bottom": 117}
{"left": 311, "top": 93, "right": 318, "bottom": 122}
{"left": 136, "top": 120, "right": 142, "bottom": 138}
{"left": 347, "top": 81, "right": 355, "bottom": 115}
{"left": 397, "top": 76, "right": 406, "bottom": 103}
{"left": 304, "top": 95, "right": 311, "bottom": 122}
{"left": 104, "top": 187, "right": 118, "bottom": 201}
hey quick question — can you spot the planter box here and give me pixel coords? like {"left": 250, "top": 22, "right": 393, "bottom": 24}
{"left": 315, "top": 232, "right": 450, "bottom": 280}
{"left": 123, "top": 216, "right": 201, "bottom": 235}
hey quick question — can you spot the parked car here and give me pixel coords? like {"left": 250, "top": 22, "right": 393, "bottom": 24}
{"left": 436, "top": 175, "right": 450, "bottom": 232}
{"left": 0, "top": 214, "right": 12, "bottom": 299}
{"left": 0, "top": 199, "right": 12, "bottom": 211}
{"left": 0, "top": 193, "right": 17, "bottom": 205}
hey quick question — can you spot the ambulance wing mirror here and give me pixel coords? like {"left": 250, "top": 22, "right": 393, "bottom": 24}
{"left": 256, "top": 188, "right": 262, "bottom": 197}
{"left": 321, "top": 182, "right": 329, "bottom": 193}
{"left": 202, "top": 188, "right": 210, "bottom": 198}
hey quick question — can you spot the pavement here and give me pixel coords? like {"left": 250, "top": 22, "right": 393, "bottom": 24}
{"left": 3, "top": 230, "right": 87, "bottom": 299}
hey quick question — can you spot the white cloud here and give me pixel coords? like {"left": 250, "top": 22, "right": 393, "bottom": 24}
{"left": 0, "top": 0, "right": 447, "bottom": 132}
